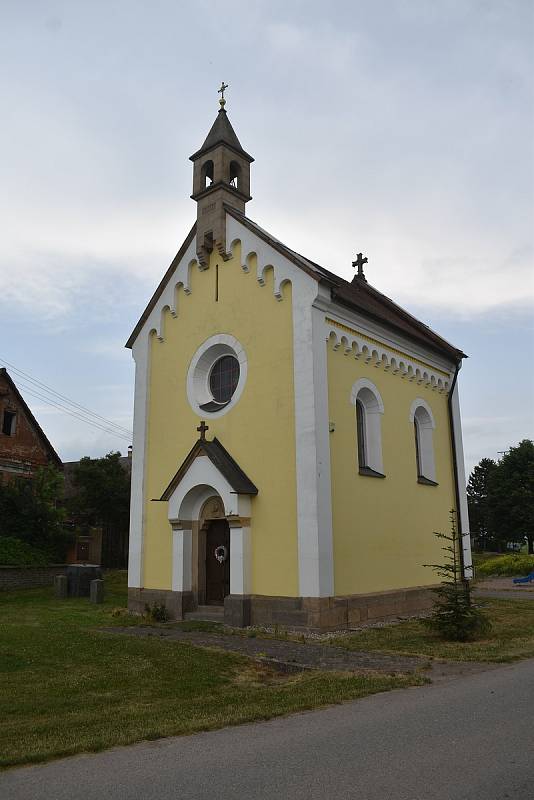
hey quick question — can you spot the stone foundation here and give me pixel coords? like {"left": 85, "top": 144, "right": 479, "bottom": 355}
{"left": 128, "top": 588, "right": 195, "bottom": 619}
{"left": 128, "top": 585, "right": 435, "bottom": 630}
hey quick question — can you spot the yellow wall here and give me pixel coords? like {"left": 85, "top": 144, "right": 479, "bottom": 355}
{"left": 328, "top": 338, "right": 456, "bottom": 595}
{"left": 143, "top": 244, "right": 299, "bottom": 597}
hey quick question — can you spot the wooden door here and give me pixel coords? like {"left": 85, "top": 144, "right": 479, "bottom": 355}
{"left": 205, "top": 520, "right": 230, "bottom": 605}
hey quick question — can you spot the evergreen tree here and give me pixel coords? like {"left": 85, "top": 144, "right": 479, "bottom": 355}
{"left": 424, "top": 511, "right": 491, "bottom": 641}
{"left": 488, "top": 440, "right": 534, "bottom": 554}
{"left": 467, "top": 457, "right": 498, "bottom": 550}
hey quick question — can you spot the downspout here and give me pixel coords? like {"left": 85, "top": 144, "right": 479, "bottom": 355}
{"left": 447, "top": 361, "right": 470, "bottom": 593}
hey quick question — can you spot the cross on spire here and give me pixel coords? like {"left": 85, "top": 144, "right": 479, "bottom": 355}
{"left": 218, "top": 81, "right": 229, "bottom": 108}
{"left": 197, "top": 420, "right": 209, "bottom": 440}
{"left": 352, "top": 252, "right": 368, "bottom": 282}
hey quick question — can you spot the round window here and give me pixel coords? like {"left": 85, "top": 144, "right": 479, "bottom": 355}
{"left": 209, "top": 356, "right": 240, "bottom": 404}
{"left": 187, "top": 335, "right": 247, "bottom": 417}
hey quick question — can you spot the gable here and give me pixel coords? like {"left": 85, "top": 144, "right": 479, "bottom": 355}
{"left": 125, "top": 213, "right": 319, "bottom": 351}
{"left": 161, "top": 437, "right": 258, "bottom": 501}
{"left": 126, "top": 209, "right": 464, "bottom": 364}
{"left": 0, "top": 369, "right": 62, "bottom": 469}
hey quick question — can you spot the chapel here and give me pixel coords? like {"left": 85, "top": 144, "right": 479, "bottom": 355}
{"left": 126, "top": 88, "right": 473, "bottom": 630}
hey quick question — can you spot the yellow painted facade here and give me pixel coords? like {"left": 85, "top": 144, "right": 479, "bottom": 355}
{"left": 327, "top": 340, "right": 456, "bottom": 596}
{"left": 142, "top": 244, "right": 299, "bottom": 597}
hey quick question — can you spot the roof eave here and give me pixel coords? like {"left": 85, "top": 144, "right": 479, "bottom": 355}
{"left": 189, "top": 141, "right": 254, "bottom": 164}
{"left": 330, "top": 288, "right": 466, "bottom": 363}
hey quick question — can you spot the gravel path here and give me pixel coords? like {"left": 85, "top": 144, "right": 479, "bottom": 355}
{"left": 104, "top": 625, "right": 428, "bottom": 674}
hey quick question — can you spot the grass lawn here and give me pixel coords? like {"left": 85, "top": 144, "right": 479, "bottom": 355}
{"left": 330, "top": 599, "right": 534, "bottom": 663}
{"left": 0, "top": 573, "right": 422, "bottom": 770}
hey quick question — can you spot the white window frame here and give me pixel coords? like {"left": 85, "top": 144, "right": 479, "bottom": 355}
{"left": 187, "top": 334, "right": 248, "bottom": 418}
{"left": 350, "top": 378, "right": 385, "bottom": 476}
{"left": 409, "top": 398, "right": 437, "bottom": 484}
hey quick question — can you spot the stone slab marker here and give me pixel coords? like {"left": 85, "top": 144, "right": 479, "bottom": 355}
{"left": 90, "top": 579, "right": 104, "bottom": 604}
{"left": 54, "top": 574, "right": 68, "bottom": 599}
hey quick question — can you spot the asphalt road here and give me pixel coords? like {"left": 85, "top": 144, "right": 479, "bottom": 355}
{"left": 3, "top": 659, "right": 534, "bottom": 800}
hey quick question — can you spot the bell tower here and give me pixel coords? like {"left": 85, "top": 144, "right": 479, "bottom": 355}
{"left": 190, "top": 84, "right": 254, "bottom": 267}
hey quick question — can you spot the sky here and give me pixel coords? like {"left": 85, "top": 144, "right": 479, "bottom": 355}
{"left": 1, "top": 0, "right": 533, "bottom": 475}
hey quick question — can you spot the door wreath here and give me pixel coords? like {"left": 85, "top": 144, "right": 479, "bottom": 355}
{"left": 214, "top": 545, "right": 228, "bottom": 564}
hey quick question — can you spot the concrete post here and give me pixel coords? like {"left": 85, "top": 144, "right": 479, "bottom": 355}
{"left": 90, "top": 579, "right": 104, "bottom": 604}
{"left": 54, "top": 574, "right": 68, "bottom": 599}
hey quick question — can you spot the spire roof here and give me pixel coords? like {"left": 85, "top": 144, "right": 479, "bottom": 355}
{"left": 190, "top": 109, "right": 254, "bottom": 163}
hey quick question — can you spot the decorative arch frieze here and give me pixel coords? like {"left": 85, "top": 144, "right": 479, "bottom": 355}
{"left": 327, "top": 320, "right": 451, "bottom": 393}
{"left": 142, "top": 226, "right": 296, "bottom": 345}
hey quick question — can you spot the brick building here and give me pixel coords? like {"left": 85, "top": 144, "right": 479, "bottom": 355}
{"left": 0, "top": 368, "right": 62, "bottom": 482}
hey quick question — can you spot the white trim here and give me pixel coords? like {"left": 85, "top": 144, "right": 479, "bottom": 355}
{"left": 167, "top": 457, "right": 239, "bottom": 521}
{"left": 171, "top": 527, "right": 192, "bottom": 592}
{"left": 226, "top": 215, "right": 334, "bottom": 598}
{"left": 186, "top": 334, "right": 248, "bottom": 418}
{"left": 316, "top": 298, "right": 456, "bottom": 378}
{"left": 350, "top": 378, "right": 385, "bottom": 474}
{"left": 451, "top": 374, "right": 473, "bottom": 579}
{"left": 229, "top": 525, "right": 252, "bottom": 595}
{"left": 127, "top": 334, "right": 150, "bottom": 588}
{"left": 409, "top": 397, "right": 436, "bottom": 428}
{"left": 127, "top": 234, "right": 200, "bottom": 589}
{"left": 329, "top": 322, "right": 451, "bottom": 393}
{"left": 410, "top": 399, "right": 437, "bottom": 483}
{"left": 141, "top": 236, "right": 198, "bottom": 342}
{"left": 350, "top": 378, "right": 385, "bottom": 413}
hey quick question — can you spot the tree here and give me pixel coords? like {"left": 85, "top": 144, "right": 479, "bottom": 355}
{"left": 0, "top": 466, "right": 69, "bottom": 560}
{"left": 488, "top": 440, "right": 534, "bottom": 554}
{"left": 424, "top": 511, "right": 491, "bottom": 641}
{"left": 467, "top": 457, "right": 498, "bottom": 548}
{"left": 68, "top": 452, "right": 130, "bottom": 566}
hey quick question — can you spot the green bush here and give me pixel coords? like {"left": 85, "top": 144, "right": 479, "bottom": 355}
{"left": 144, "top": 601, "right": 169, "bottom": 623}
{"left": 0, "top": 537, "right": 50, "bottom": 566}
{"left": 476, "top": 554, "right": 534, "bottom": 577}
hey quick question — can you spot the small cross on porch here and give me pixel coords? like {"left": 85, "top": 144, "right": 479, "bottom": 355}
{"left": 197, "top": 420, "right": 209, "bottom": 440}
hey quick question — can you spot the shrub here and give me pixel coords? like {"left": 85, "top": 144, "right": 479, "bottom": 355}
{"left": 0, "top": 537, "right": 50, "bottom": 566}
{"left": 0, "top": 467, "right": 70, "bottom": 560}
{"left": 144, "top": 602, "right": 169, "bottom": 623}
{"left": 476, "top": 554, "right": 534, "bottom": 578}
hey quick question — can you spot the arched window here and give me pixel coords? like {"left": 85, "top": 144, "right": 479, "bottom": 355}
{"left": 229, "top": 160, "right": 241, "bottom": 189}
{"left": 201, "top": 160, "right": 214, "bottom": 189}
{"left": 410, "top": 399, "right": 437, "bottom": 485}
{"left": 350, "top": 379, "right": 385, "bottom": 477}
{"left": 356, "top": 399, "right": 366, "bottom": 469}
